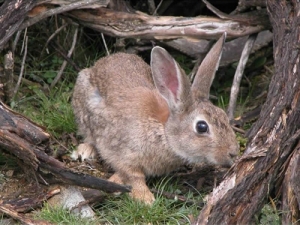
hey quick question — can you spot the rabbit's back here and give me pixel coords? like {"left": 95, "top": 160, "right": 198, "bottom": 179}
{"left": 90, "top": 53, "right": 155, "bottom": 98}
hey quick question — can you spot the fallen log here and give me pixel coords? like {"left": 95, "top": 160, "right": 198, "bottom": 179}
{"left": 0, "top": 101, "right": 130, "bottom": 193}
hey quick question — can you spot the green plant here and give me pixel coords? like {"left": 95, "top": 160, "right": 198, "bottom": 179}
{"left": 15, "top": 84, "right": 76, "bottom": 138}
{"left": 173, "top": 54, "right": 193, "bottom": 74}
{"left": 216, "top": 94, "right": 229, "bottom": 110}
{"left": 236, "top": 134, "right": 248, "bottom": 153}
{"left": 257, "top": 204, "right": 280, "bottom": 225}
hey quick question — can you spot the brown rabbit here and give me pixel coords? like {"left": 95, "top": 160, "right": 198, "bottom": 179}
{"left": 72, "top": 33, "right": 239, "bottom": 205}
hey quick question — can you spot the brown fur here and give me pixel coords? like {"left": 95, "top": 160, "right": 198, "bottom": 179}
{"left": 72, "top": 34, "right": 239, "bottom": 204}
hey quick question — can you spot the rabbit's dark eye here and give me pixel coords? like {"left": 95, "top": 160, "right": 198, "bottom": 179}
{"left": 196, "top": 121, "right": 209, "bottom": 134}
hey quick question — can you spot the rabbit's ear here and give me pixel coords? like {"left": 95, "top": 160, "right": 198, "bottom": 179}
{"left": 192, "top": 33, "right": 226, "bottom": 100}
{"left": 151, "top": 47, "right": 190, "bottom": 111}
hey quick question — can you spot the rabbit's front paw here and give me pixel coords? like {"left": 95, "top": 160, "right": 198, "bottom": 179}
{"left": 130, "top": 185, "right": 155, "bottom": 205}
{"left": 71, "top": 143, "right": 96, "bottom": 161}
{"left": 108, "top": 173, "right": 124, "bottom": 184}
{"left": 107, "top": 173, "right": 124, "bottom": 196}
{"left": 109, "top": 173, "right": 155, "bottom": 204}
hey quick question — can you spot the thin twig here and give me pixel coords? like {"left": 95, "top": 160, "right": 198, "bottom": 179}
{"left": 50, "top": 42, "right": 81, "bottom": 72}
{"left": 101, "top": 33, "right": 110, "bottom": 56}
{"left": 52, "top": 135, "right": 70, "bottom": 152}
{"left": 147, "top": 0, "right": 156, "bottom": 15}
{"left": 203, "top": 0, "right": 231, "bottom": 20}
{"left": 42, "top": 23, "right": 69, "bottom": 55}
{"left": 264, "top": 65, "right": 273, "bottom": 74}
{"left": 20, "top": 28, "right": 28, "bottom": 54}
{"left": 151, "top": 188, "right": 204, "bottom": 207}
{"left": 3, "top": 52, "right": 14, "bottom": 102}
{"left": 13, "top": 34, "right": 28, "bottom": 99}
{"left": 51, "top": 26, "right": 78, "bottom": 88}
{"left": 70, "top": 194, "right": 106, "bottom": 212}
{"left": 153, "top": 0, "right": 167, "bottom": 15}
{"left": 231, "top": 126, "right": 246, "bottom": 134}
{"left": 227, "top": 33, "right": 258, "bottom": 120}
{"left": 12, "top": 30, "right": 22, "bottom": 53}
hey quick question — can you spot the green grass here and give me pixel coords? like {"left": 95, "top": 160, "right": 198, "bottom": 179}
{"left": 98, "top": 196, "right": 195, "bottom": 224}
{"left": 37, "top": 177, "right": 202, "bottom": 225}
{"left": 35, "top": 177, "right": 281, "bottom": 225}
{"left": 216, "top": 94, "right": 229, "bottom": 110}
{"left": 98, "top": 177, "right": 202, "bottom": 224}
{"left": 37, "top": 204, "right": 98, "bottom": 225}
{"left": 13, "top": 84, "right": 76, "bottom": 138}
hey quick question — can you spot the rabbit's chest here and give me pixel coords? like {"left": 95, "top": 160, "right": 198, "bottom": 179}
{"left": 142, "top": 149, "right": 184, "bottom": 176}
{"left": 137, "top": 131, "right": 184, "bottom": 176}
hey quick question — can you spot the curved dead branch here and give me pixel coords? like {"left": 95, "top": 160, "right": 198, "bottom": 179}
{"left": 67, "top": 7, "right": 268, "bottom": 40}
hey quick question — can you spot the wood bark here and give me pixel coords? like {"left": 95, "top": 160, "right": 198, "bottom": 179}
{"left": 0, "top": 52, "right": 14, "bottom": 102}
{"left": 0, "top": 0, "right": 37, "bottom": 51}
{"left": 194, "top": 0, "right": 300, "bottom": 224}
{"left": 282, "top": 150, "right": 300, "bottom": 224}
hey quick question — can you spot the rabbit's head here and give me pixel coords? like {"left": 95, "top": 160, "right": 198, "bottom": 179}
{"left": 151, "top": 34, "right": 239, "bottom": 167}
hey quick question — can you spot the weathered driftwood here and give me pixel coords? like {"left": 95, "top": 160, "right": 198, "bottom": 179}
{"left": 67, "top": 7, "right": 268, "bottom": 41}
{"left": 44, "top": 0, "right": 110, "bottom": 9}
{"left": 0, "top": 101, "right": 130, "bottom": 194}
{"left": 194, "top": 0, "right": 300, "bottom": 224}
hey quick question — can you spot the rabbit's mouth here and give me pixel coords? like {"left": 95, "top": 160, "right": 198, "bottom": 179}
{"left": 216, "top": 152, "right": 238, "bottom": 168}
{"left": 221, "top": 160, "right": 235, "bottom": 168}
{"left": 192, "top": 151, "right": 237, "bottom": 168}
